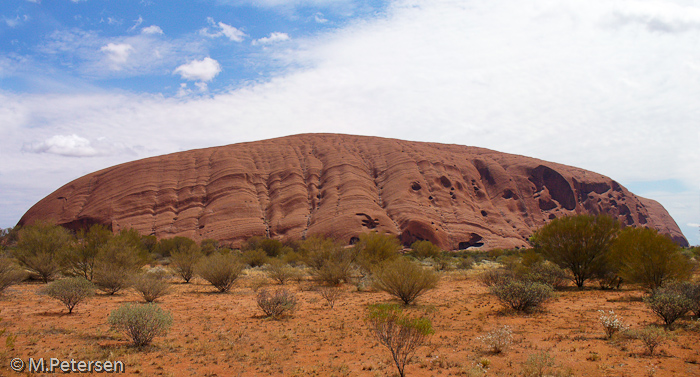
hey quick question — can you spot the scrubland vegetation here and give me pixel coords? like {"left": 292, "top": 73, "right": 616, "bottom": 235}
{"left": 1, "top": 215, "right": 700, "bottom": 376}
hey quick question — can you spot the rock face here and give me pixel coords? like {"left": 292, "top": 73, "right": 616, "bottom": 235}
{"left": 18, "top": 134, "right": 688, "bottom": 249}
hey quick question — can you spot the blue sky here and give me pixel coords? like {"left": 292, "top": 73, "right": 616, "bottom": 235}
{"left": 1, "top": 0, "right": 698, "bottom": 245}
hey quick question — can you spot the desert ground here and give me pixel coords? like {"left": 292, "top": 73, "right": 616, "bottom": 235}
{"left": 1, "top": 267, "right": 699, "bottom": 377}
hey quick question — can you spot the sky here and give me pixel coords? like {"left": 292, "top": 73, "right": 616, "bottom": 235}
{"left": 0, "top": 0, "right": 698, "bottom": 245}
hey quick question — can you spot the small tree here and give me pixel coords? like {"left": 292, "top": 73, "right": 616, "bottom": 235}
{"left": 64, "top": 224, "right": 112, "bottom": 281}
{"left": 169, "top": 244, "right": 202, "bottom": 283}
{"left": 196, "top": 252, "right": 243, "bottom": 293}
{"left": 154, "top": 236, "right": 197, "bottom": 258}
{"left": 366, "top": 304, "right": 434, "bottom": 377}
{"left": 530, "top": 214, "right": 619, "bottom": 288}
{"left": 131, "top": 273, "right": 170, "bottom": 303}
{"left": 108, "top": 303, "right": 172, "bottom": 347}
{"left": 93, "top": 237, "right": 143, "bottom": 295}
{"left": 372, "top": 258, "right": 439, "bottom": 305}
{"left": 610, "top": 227, "right": 692, "bottom": 290}
{"left": 14, "top": 222, "right": 74, "bottom": 283}
{"left": 256, "top": 288, "right": 298, "bottom": 319}
{"left": 490, "top": 280, "right": 552, "bottom": 312}
{"left": 41, "top": 277, "right": 95, "bottom": 314}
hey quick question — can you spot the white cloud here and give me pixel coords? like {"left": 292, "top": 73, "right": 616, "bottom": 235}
{"left": 39, "top": 29, "right": 205, "bottom": 78}
{"left": 252, "top": 32, "right": 290, "bottom": 45}
{"left": 100, "top": 43, "right": 134, "bottom": 68}
{"left": 23, "top": 134, "right": 98, "bottom": 157}
{"left": 141, "top": 25, "right": 164, "bottom": 35}
{"left": 200, "top": 18, "right": 247, "bottom": 42}
{"left": 2, "top": 0, "right": 700, "bottom": 245}
{"left": 174, "top": 57, "right": 221, "bottom": 82}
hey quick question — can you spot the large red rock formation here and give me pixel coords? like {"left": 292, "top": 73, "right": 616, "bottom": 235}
{"left": 18, "top": 134, "right": 688, "bottom": 249}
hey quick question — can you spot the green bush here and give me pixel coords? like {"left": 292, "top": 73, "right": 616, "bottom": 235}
{"left": 241, "top": 248, "right": 269, "bottom": 268}
{"left": 169, "top": 244, "right": 202, "bottom": 283}
{"left": 65, "top": 224, "right": 112, "bottom": 281}
{"left": 477, "top": 268, "right": 514, "bottom": 287}
{"left": 354, "top": 232, "right": 401, "bottom": 273}
{"left": 631, "top": 326, "right": 667, "bottom": 355}
{"left": 530, "top": 214, "right": 619, "bottom": 288}
{"left": 14, "top": 222, "right": 74, "bottom": 283}
{"left": 644, "top": 286, "right": 692, "bottom": 327}
{"left": 264, "top": 259, "right": 304, "bottom": 285}
{"left": 372, "top": 257, "right": 439, "bottom": 305}
{"left": 108, "top": 303, "right": 172, "bottom": 347}
{"left": 93, "top": 237, "right": 143, "bottom": 295}
{"left": 196, "top": 253, "right": 243, "bottom": 292}
{"left": 610, "top": 227, "right": 692, "bottom": 290}
{"left": 0, "top": 256, "right": 26, "bottom": 294}
{"left": 524, "top": 262, "right": 569, "bottom": 289}
{"left": 410, "top": 240, "right": 442, "bottom": 260}
{"left": 301, "top": 236, "right": 354, "bottom": 285}
{"left": 255, "top": 288, "right": 298, "bottom": 319}
{"left": 490, "top": 280, "right": 552, "bottom": 312}
{"left": 154, "top": 236, "right": 197, "bottom": 258}
{"left": 41, "top": 277, "right": 95, "bottom": 314}
{"left": 131, "top": 273, "right": 170, "bottom": 303}
{"left": 365, "top": 303, "right": 434, "bottom": 377}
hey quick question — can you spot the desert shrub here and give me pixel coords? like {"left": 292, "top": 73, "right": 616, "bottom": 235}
{"left": 490, "top": 280, "right": 552, "bottom": 312}
{"left": 256, "top": 288, "right": 298, "bottom": 319}
{"left": 196, "top": 253, "right": 243, "bottom": 292}
{"left": 169, "top": 244, "right": 202, "bottom": 283}
{"left": 199, "top": 239, "right": 219, "bottom": 256}
{"left": 243, "top": 237, "right": 286, "bottom": 258}
{"left": 456, "top": 256, "right": 474, "bottom": 270}
{"left": 241, "top": 248, "right": 269, "bottom": 268}
{"left": 477, "top": 325, "right": 513, "bottom": 354}
{"left": 530, "top": 214, "right": 619, "bottom": 288}
{"left": 610, "top": 227, "right": 692, "bottom": 290}
{"left": 93, "top": 237, "right": 144, "bottom": 295}
{"left": 477, "top": 268, "right": 514, "bottom": 287}
{"left": 0, "top": 256, "right": 26, "bottom": 294}
{"left": 354, "top": 231, "right": 401, "bottom": 273}
{"left": 673, "top": 282, "right": 700, "bottom": 317}
{"left": 14, "top": 221, "right": 74, "bottom": 283}
{"left": 598, "top": 310, "right": 627, "bottom": 339}
{"left": 301, "top": 236, "right": 354, "bottom": 285}
{"left": 644, "top": 287, "right": 692, "bottom": 327}
{"left": 131, "top": 273, "right": 170, "bottom": 303}
{"left": 410, "top": 240, "right": 442, "bottom": 260}
{"left": 372, "top": 257, "right": 439, "bottom": 305}
{"left": 521, "top": 351, "right": 556, "bottom": 377}
{"left": 632, "top": 326, "right": 667, "bottom": 355}
{"left": 264, "top": 259, "right": 304, "bottom": 285}
{"left": 318, "top": 286, "right": 343, "bottom": 309}
{"left": 365, "top": 303, "right": 434, "bottom": 377}
{"left": 154, "top": 236, "right": 197, "bottom": 258}
{"left": 108, "top": 303, "right": 172, "bottom": 347}
{"left": 525, "top": 261, "right": 569, "bottom": 289}
{"left": 41, "top": 277, "right": 95, "bottom": 314}
{"left": 65, "top": 224, "right": 112, "bottom": 281}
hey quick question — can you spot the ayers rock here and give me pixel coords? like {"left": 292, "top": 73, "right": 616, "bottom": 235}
{"left": 19, "top": 134, "right": 688, "bottom": 249}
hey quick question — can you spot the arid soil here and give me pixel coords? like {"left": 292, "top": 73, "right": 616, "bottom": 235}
{"left": 2, "top": 267, "right": 700, "bottom": 377}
